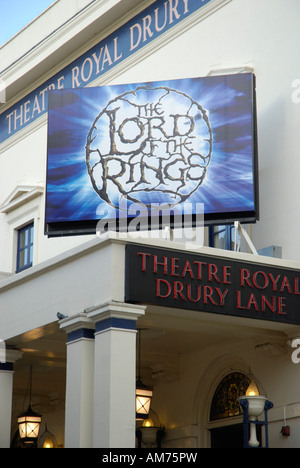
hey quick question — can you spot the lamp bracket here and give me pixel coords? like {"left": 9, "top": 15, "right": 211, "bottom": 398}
{"left": 234, "top": 221, "right": 258, "bottom": 255}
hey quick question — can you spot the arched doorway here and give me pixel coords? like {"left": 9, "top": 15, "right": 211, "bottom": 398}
{"left": 209, "top": 372, "right": 250, "bottom": 448}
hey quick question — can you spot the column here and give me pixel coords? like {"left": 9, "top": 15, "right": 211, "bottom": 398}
{"left": 86, "top": 301, "right": 146, "bottom": 448}
{"left": 0, "top": 349, "right": 23, "bottom": 448}
{"left": 59, "top": 313, "right": 95, "bottom": 448}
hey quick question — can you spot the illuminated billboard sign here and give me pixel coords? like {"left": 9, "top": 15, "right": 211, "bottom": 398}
{"left": 45, "top": 73, "right": 259, "bottom": 236}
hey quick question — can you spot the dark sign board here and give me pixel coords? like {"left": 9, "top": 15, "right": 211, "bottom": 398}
{"left": 45, "top": 73, "right": 258, "bottom": 237}
{"left": 125, "top": 244, "right": 300, "bottom": 325}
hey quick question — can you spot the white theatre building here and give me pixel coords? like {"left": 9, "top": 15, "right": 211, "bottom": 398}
{"left": 0, "top": 0, "right": 300, "bottom": 449}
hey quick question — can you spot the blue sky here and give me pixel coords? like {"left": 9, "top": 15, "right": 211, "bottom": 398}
{"left": 0, "top": 0, "right": 55, "bottom": 46}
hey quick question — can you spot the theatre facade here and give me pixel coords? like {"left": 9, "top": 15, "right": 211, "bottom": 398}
{"left": 1, "top": 0, "right": 300, "bottom": 448}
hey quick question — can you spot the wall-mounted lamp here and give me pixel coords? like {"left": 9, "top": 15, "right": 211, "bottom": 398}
{"left": 136, "top": 329, "right": 153, "bottom": 420}
{"left": 238, "top": 370, "right": 273, "bottom": 448}
{"left": 136, "top": 410, "right": 165, "bottom": 448}
{"left": 38, "top": 424, "right": 58, "bottom": 448}
{"left": 17, "top": 365, "right": 42, "bottom": 445}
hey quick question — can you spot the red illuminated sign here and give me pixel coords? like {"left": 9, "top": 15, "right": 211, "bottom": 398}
{"left": 125, "top": 245, "right": 300, "bottom": 324}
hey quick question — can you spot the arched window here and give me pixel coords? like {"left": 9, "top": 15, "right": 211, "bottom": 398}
{"left": 210, "top": 372, "right": 250, "bottom": 421}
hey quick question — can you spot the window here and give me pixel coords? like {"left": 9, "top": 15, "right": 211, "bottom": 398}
{"left": 210, "top": 372, "right": 250, "bottom": 421}
{"left": 16, "top": 223, "right": 34, "bottom": 272}
{"left": 209, "top": 224, "right": 238, "bottom": 251}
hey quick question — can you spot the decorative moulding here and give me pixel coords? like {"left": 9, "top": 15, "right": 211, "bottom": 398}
{"left": 0, "top": 185, "right": 44, "bottom": 214}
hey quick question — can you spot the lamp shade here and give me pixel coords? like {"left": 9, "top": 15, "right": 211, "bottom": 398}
{"left": 136, "top": 379, "right": 153, "bottom": 420}
{"left": 243, "top": 368, "right": 266, "bottom": 397}
{"left": 18, "top": 405, "right": 42, "bottom": 443}
{"left": 140, "top": 426, "right": 159, "bottom": 445}
{"left": 246, "top": 395, "right": 267, "bottom": 418}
